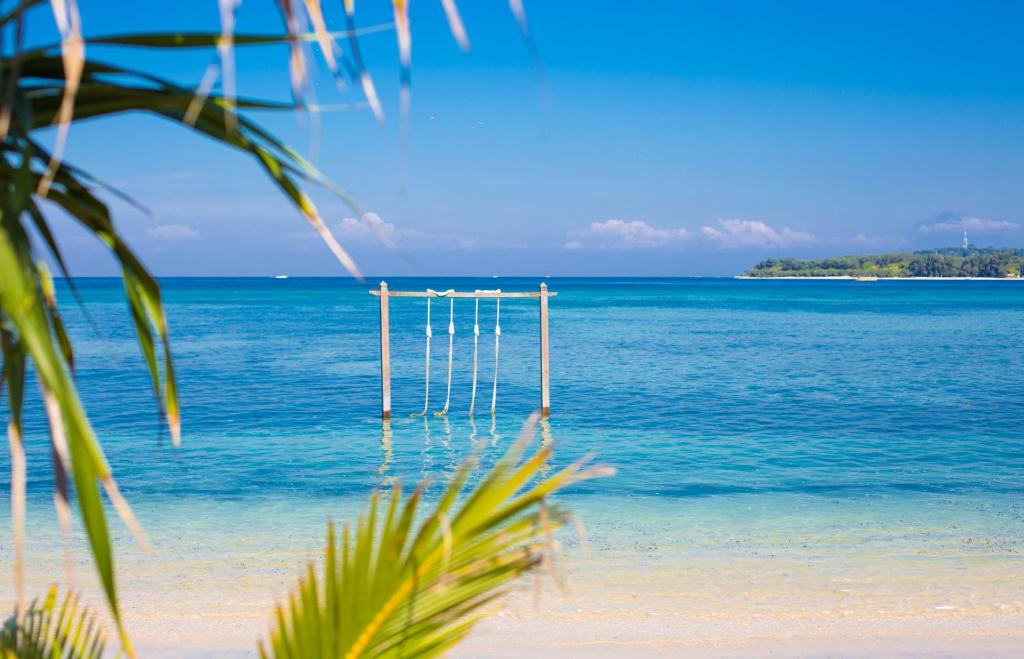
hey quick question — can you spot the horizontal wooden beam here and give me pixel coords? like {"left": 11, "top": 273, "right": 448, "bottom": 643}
{"left": 369, "top": 290, "right": 557, "bottom": 298}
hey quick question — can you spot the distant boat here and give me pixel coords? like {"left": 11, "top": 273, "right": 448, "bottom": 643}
{"left": 273, "top": 275, "right": 289, "bottom": 280}
{"left": 854, "top": 276, "right": 878, "bottom": 282}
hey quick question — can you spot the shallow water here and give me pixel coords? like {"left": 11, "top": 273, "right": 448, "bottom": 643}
{"left": 4, "top": 277, "right": 1024, "bottom": 655}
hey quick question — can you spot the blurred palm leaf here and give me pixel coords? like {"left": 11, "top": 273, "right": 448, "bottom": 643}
{"left": 1, "top": 1, "right": 539, "bottom": 655}
{"left": 260, "top": 419, "right": 612, "bottom": 659}
{"left": 1, "top": 6, "right": 369, "bottom": 652}
{"left": 0, "top": 586, "right": 107, "bottom": 659}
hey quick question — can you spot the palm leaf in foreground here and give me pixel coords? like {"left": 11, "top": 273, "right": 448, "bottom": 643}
{"left": 1, "top": 43, "right": 367, "bottom": 652}
{"left": 261, "top": 418, "right": 612, "bottom": 659}
{"left": 2, "top": 2, "right": 543, "bottom": 654}
{"left": 0, "top": 586, "right": 106, "bottom": 659}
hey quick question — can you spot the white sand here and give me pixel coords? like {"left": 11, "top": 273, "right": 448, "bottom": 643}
{"left": 4, "top": 495, "right": 1022, "bottom": 657}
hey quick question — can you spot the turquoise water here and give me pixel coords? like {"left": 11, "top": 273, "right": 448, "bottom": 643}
{"left": 17, "top": 277, "right": 1024, "bottom": 501}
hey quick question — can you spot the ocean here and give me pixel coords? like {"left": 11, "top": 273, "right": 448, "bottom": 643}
{"left": 5, "top": 277, "right": 1024, "bottom": 655}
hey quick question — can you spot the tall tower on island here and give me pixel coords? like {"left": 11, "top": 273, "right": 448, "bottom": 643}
{"left": 963, "top": 230, "right": 969, "bottom": 250}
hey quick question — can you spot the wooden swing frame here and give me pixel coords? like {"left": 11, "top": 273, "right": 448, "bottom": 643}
{"left": 370, "top": 282, "right": 556, "bottom": 419}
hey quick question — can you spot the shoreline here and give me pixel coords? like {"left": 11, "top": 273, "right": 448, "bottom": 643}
{"left": 735, "top": 275, "right": 1024, "bottom": 281}
{"left": 7, "top": 492, "right": 1023, "bottom": 658}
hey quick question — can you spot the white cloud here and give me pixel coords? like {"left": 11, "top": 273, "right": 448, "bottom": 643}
{"left": 917, "top": 215, "right": 1019, "bottom": 233}
{"left": 564, "top": 219, "right": 691, "bottom": 249}
{"left": 845, "top": 232, "right": 907, "bottom": 249}
{"left": 337, "top": 212, "right": 399, "bottom": 247}
{"left": 334, "top": 212, "right": 485, "bottom": 250}
{"left": 701, "top": 219, "right": 815, "bottom": 248}
{"left": 147, "top": 223, "right": 200, "bottom": 240}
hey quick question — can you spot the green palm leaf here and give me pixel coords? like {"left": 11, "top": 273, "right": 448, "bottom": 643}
{"left": 2, "top": 2, "right": 541, "bottom": 655}
{"left": 260, "top": 419, "right": 613, "bottom": 659}
{"left": 1, "top": 9, "right": 370, "bottom": 647}
{"left": 0, "top": 586, "right": 106, "bottom": 659}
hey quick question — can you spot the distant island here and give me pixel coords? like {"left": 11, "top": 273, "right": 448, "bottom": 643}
{"left": 743, "top": 247, "right": 1024, "bottom": 279}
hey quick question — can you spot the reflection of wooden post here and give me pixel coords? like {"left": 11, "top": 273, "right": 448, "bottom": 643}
{"left": 379, "top": 281, "right": 391, "bottom": 419}
{"left": 539, "top": 282, "right": 550, "bottom": 417}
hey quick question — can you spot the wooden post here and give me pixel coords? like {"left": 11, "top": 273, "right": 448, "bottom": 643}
{"left": 539, "top": 282, "right": 550, "bottom": 417}
{"left": 379, "top": 281, "right": 391, "bottom": 420}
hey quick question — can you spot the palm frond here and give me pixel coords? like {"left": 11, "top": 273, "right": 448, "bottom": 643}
{"left": 2, "top": 19, "right": 371, "bottom": 649}
{"left": 0, "top": 0, "right": 45, "bottom": 29}
{"left": 0, "top": 175, "right": 133, "bottom": 653}
{"left": 1, "top": 329, "right": 28, "bottom": 618}
{"left": 37, "top": 0, "right": 83, "bottom": 197}
{"left": 392, "top": 0, "right": 411, "bottom": 117}
{"left": 0, "top": 586, "right": 107, "bottom": 659}
{"left": 342, "top": 0, "right": 385, "bottom": 122}
{"left": 440, "top": 0, "right": 471, "bottom": 52}
{"left": 1, "top": 3, "right": 544, "bottom": 656}
{"left": 79, "top": 22, "right": 396, "bottom": 49}
{"left": 302, "top": 0, "right": 346, "bottom": 91}
{"left": 260, "top": 418, "right": 613, "bottom": 659}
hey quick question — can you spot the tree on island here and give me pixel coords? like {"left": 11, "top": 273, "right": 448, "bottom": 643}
{"left": 745, "top": 247, "right": 1024, "bottom": 278}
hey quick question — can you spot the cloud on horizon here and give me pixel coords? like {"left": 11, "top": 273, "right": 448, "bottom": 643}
{"left": 563, "top": 218, "right": 819, "bottom": 250}
{"left": 147, "top": 223, "right": 200, "bottom": 240}
{"left": 700, "top": 219, "right": 816, "bottom": 248}
{"left": 916, "top": 213, "right": 1019, "bottom": 234}
{"left": 334, "top": 212, "right": 488, "bottom": 250}
{"left": 564, "top": 219, "right": 692, "bottom": 250}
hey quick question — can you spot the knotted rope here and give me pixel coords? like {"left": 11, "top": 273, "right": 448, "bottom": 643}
{"left": 411, "top": 289, "right": 453, "bottom": 417}
{"left": 434, "top": 295, "right": 455, "bottom": 417}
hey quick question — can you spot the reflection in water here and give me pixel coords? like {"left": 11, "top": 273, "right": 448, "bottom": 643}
{"left": 539, "top": 417, "right": 553, "bottom": 450}
{"left": 381, "top": 415, "right": 548, "bottom": 485}
{"left": 378, "top": 419, "right": 395, "bottom": 486}
{"left": 420, "top": 416, "right": 433, "bottom": 478}
{"left": 539, "top": 417, "right": 554, "bottom": 478}
{"left": 379, "top": 420, "right": 393, "bottom": 472}
{"left": 440, "top": 416, "right": 458, "bottom": 474}
{"left": 468, "top": 417, "right": 479, "bottom": 451}
{"left": 441, "top": 416, "right": 453, "bottom": 449}
{"left": 489, "top": 414, "right": 500, "bottom": 447}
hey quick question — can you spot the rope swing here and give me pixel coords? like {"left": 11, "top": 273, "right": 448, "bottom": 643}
{"left": 373, "top": 281, "right": 554, "bottom": 421}
{"left": 411, "top": 289, "right": 453, "bottom": 417}
{"left": 468, "top": 290, "right": 501, "bottom": 416}
{"left": 490, "top": 292, "right": 501, "bottom": 416}
{"left": 469, "top": 294, "right": 481, "bottom": 416}
{"left": 410, "top": 291, "right": 432, "bottom": 417}
{"left": 433, "top": 295, "right": 455, "bottom": 417}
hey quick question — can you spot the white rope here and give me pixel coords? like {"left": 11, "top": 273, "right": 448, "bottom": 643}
{"left": 411, "top": 288, "right": 453, "bottom": 417}
{"left": 410, "top": 292, "right": 433, "bottom": 417}
{"left": 469, "top": 290, "right": 501, "bottom": 416}
{"left": 434, "top": 295, "right": 455, "bottom": 417}
{"left": 491, "top": 292, "right": 501, "bottom": 416}
{"left": 469, "top": 295, "right": 481, "bottom": 416}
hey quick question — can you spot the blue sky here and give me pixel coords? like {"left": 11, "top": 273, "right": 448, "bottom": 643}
{"left": 27, "top": 1, "right": 1024, "bottom": 276}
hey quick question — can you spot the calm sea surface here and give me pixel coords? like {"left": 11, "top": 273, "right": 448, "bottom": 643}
{"left": 17, "top": 276, "right": 1023, "bottom": 500}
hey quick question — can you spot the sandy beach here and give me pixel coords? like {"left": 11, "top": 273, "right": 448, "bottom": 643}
{"left": 6, "top": 493, "right": 1021, "bottom": 657}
